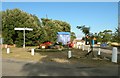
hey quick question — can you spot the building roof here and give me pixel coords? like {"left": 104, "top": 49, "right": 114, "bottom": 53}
{"left": 57, "top": 32, "right": 70, "bottom": 35}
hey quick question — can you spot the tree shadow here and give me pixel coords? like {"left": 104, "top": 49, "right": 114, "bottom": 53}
{"left": 21, "top": 49, "right": 119, "bottom": 76}
{"left": 21, "top": 49, "right": 92, "bottom": 76}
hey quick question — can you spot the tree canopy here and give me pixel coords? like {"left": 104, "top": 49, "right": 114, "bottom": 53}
{"left": 96, "top": 30, "right": 112, "bottom": 43}
{"left": 40, "top": 18, "right": 71, "bottom": 43}
{"left": 111, "top": 28, "right": 120, "bottom": 43}
{"left": 76, "top": 25, "right": 90, "bottom": 35}
{"left": 2, "top": 8, "right": 42, "bottom": 46}
{"left": 2, "top": 8, "right": 75, "bottom": 47}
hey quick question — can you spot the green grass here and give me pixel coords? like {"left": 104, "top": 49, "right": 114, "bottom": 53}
{"left": 2, "top": 47, "right": 47, "bottom": 61}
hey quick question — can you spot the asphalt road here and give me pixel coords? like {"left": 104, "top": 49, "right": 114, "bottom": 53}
{"left": 2, "top": 58, "right": 119, "bottom": 76}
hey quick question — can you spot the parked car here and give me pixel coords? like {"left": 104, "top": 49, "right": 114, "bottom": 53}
{"left": 100, "top": 43, "right": 107, "bottom": 47}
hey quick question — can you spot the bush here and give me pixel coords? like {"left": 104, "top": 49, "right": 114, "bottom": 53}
{"left": 15, "top": 40, "right": 23, "bottom": 47}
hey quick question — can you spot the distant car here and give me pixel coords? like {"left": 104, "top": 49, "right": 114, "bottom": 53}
{"left": 100, "top": 43, "right": 107, "bottom": 47}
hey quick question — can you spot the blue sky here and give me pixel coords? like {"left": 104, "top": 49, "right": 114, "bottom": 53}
{"left": 2, "top": 2, "right": 118, "bottom": 39}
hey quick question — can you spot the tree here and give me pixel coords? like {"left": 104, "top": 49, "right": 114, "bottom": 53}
{"left": 70, "top": 32, "right": 76, "bottom": 41}
{"left": 112, "top": 28, "right": 120, "bottom": 43}
{"left": 2, "top": 8, "right": 42, "bottom": 46}
{"left": 0, "top": 11, "right": 2, "bottom": 36}
{"left": 76, "top": 25, "right": 90, "bottom": 44}
{"left": 40, "top": 18, "right": 71, "bottom": 43}
{"left": 77, "top": 25, "right": 90, "bottom": 35}
{"left": 97, "top": 30, "right": 112, "bottom": 43}
{"left": 2, "top": 8, "right": 72, "bottom": 47}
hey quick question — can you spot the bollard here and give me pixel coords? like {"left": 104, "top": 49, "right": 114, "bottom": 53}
{"left": 5, "top": 45, "right": 7, "bottom": 48}
{"left": 31, "top": 49, "right": 34, "bottom": 56}
{"left": 78, "top": 45, "right": 81, "bottom": 49}
{"left": 77, "top": 45, "right": 79, "bottom": 49}
{"left": 7, "top": 48, "right": 10, "bottom": 54}
{"left": 82, "top": 45, "right": 84, "bottom": 51}
{"left": 88, "top": 47, "right": 90, "bottom": 52}
{"left": 98, "top": 48, "right": 101, "bottom": 55}
{"left": 112, "top": 47, "right": 118, "bottom": 63}
{"left": 68, "top": 50, "right": 71, "bottom": 58}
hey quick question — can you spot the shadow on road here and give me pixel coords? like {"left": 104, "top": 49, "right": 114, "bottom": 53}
{"left": 21, "top": 49, "right": 119, "bottom": 76}
{"left": 22, "top": 60, "right": 105, "bottom": 76}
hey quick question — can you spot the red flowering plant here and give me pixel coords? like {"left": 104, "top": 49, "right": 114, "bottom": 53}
{"left": 67, "top": 41, "right": 74, "bottom": 48}
{"left": 39, "top": 41, "right": 52, "bottom": 49}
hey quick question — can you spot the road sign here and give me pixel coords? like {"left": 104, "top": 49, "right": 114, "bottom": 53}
{"left": 14, "top": 28, "right": 33, "bottom": 31}
{"left": 14, "top": 28, "right": 33, "bottom": 48}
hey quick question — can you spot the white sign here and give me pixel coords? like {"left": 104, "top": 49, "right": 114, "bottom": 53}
{"left": 14, "top": 28, "right": 33, "bottom": 31}
{"left": 25, "top": 28, "right": 33, "bottom": 31}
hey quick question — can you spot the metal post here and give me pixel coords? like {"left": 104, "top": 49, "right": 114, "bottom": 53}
{"left": 23, "top": 29, "right": 25, "bottom": 48}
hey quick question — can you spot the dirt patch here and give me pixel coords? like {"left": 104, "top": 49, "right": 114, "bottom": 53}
{"left": 51, "top": 58, "right": 70, "bottom": 63}
{"left": 2, "top": 47, "right": 119, "bottom": 67}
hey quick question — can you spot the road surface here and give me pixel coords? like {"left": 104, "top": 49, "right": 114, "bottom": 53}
{"left": 2, "top": 58, "right": 119, "bottom": 76}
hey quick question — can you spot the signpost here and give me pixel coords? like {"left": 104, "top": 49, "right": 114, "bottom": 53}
{"left": 14, "top": 28, "right": 33, "bottom": 48}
